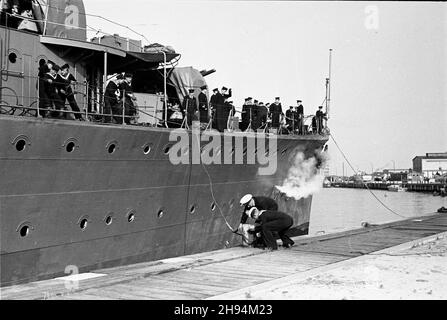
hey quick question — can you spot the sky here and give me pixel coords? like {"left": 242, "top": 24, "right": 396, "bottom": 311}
{"left": 82, "top": 0, "right": 446, "bottom": 175}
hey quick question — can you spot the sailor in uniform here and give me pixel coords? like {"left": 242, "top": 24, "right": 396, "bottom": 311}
{"left": 182, "top": 88, "right": 198, "bottom": 126}
{"left": 247, "top": 207, "right": 295, "bottom": 250}
{"left": 57, "top": 64, "right": 83, "bottom": 120}
{"left": 240, "top": 97, "right": 252, "bottom": 131}
{"left": 198, "top": 85, "right": 209, "bottom": 125}
{"left": 215, "top": 86, "right": 231, "bottom": 132}
{"left": 104, "top": 74, "right": 124, "bottom": 123}
{"left": 37, "top": 59, "right": 51, "bottom": 117}
{"left": 269, "top": 97, "right": 283, "bottom": 129}
{"left": 295, "top": 100, "right": 304, "bottom": 134}
{"left": 119, "top": 73, "right": 137, "bottom": 124}
{"left": 285, "top": 106, "right": 295, "bottom": 132}
{"left": 238, "top": 194, "right": 278, "bottom": 228}
{"left": 257, "top": 102, "right": 268, "bottom": 129}
{"left": 209, "top": 88, "right": 220, "bottom": 129}
{"left": 316, "top": 105, "right": 326, "bottom": 134}
{"left": 43, "top": 64, "right": 65, "bottom": 118}
{"left": 251, "top": 99, "right": 260, "bottom": 130}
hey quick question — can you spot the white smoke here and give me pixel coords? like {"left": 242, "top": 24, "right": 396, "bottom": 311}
{"left": 275, "top": 150, "right": 327, "bottom": 200}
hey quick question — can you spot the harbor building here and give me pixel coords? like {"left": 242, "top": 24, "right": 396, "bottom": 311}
{"left": 412, "top": 152, "right": 447, "bottom": 178}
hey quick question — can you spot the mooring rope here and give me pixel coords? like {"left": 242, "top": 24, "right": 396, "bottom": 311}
{"left": 329, "top": 132, "right": 410, "bottom": 219}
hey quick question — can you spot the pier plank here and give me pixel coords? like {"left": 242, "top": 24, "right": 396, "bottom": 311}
{"left": 3, "top": 213, "right": 447, "bottom": 300}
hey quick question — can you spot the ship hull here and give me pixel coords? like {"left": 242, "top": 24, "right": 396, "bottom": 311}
{"left": 0, "top": 115, "right": 327, "bottom": 286}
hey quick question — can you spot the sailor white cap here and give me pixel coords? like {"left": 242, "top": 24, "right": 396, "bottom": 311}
{"left": 240, "top": 194, "right": 253, "bottom": 206}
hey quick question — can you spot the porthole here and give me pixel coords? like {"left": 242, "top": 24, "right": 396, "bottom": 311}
{"left": 8, "top": 52, "right": 17, "bottom": 64}
{"left": 143, "top": 143, "right": 152, "bottom": 155}
{"left": 15, "top": 139, "right": 27, "bottom": 151}
{"left": 211, "top": 202, "right": 217, "bottom": 211}
{"left": 157, "top": 209, "right": 164, "bottom": 219}
{"left": 66, "top": 142, "right": 76, "bottom": 153}
{"left": 105, "top": 216, "right": 113, "bottom": 225}
{"left": 108, "top": 144, "right": 116, "bottom": 154}
{"left": 80, "top": 219, "right": 88, "bottom": 230}
{"left": 163, "top": 144, "right": 171, "bottom": 154}
{"left": 127, "top": 212, "right": 135, "bottom": 222}
{"left": 190, "top": 205, "right": 196, "bottom": 214}
{"left": 19, "top": 225, "right": 30, "bottom": 237}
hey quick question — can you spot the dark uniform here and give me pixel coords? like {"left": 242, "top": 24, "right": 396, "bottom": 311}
{"left": 240, "top": 99, "right": 251, "bottom": 131}
{"left": 209, "top": 90, "right": 220, "bottom": 129}
{"left": 182, "top": 94, "right": 198, "bottom": 126}
{"left": 43, "top": 71, "right": 65, "bottom": 118}
{"left": 269, "top": 102, "right": 283, "bottom": 129}
{"left": 240, "top": 196, "right": 278, "bottom": 224}
{"left": 56, "top": 72, "right": 82, "bottom": 120}
{"left": 37, "top": 62, "right": 50, "bottom": 117}
{"left": 311, "top": 115, "right": 317, "bottom": 134}
{"left": 198, "top": 89, "right": 209, "bottom": 124}
{"left": 214, "top": 88, "right": 231, "bottom": 132}
{"left": 119, "top": 80, "right": 135, "bottom": 124}
{"left": 316, "top": 107, "right": 326, "bottom": 134}
{"left": 209, "top": 89, "right": 218, "bottom": 128}
{"left": 295, "top": 103, "right": 304, "bottom": 134}
{"left": 104, "top": 80, "right": 120, "bottom": 123}
{"left": 285, "top": 107, "right": 294, "bottom": 132}
{"left": 213, "top": 93, "right": 225, "bottom": 132}
{"left": 252, "top": 210, "right": 294, "bottom": 250}
{"left": 257, "top": 104, "right": 268, "bottom": 128}
{"left": 223, "top": 100, "right": 235, "bottom": 129}
{"left": 251, "top": 101, "right": 260, "bottom": 130}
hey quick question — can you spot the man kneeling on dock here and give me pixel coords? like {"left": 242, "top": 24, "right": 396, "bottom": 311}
{"left": 238, "top": 194, "right": 279, "bottom": 247}
{"left": 246, "top": 207, "right": 295, "bottom": 251}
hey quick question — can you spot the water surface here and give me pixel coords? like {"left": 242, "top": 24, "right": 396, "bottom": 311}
{"left": 309, "top": 188, "right": 447, "bottom": 235}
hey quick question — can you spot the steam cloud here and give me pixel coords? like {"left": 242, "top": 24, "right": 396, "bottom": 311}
{"left": 276, "top": 150, "right": 328, "bottom": 200}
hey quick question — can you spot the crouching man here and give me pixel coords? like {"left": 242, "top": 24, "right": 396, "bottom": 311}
{"left": 237, "top": 194, "right": 279, "bottom": 247}
{"left": 247, "top": 207, "right": 295, "bottom": 251}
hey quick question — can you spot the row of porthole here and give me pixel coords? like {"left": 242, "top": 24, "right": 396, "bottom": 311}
{"left": 17, "top": 201, "right": 225, "bottom": 238}
{"left": 13, "top": 138, "right": 154, "bottom": 155}
{"left": 18, "top": 210, "right": 149, "bottom": 238}
{"left": 14, "top": 138, "right": 289, "bottom": 157}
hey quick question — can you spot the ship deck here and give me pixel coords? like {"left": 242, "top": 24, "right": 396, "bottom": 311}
{"left": 2, "top": 212, "right": 447, "bottom": 300}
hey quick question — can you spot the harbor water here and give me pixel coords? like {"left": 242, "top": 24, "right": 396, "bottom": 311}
{"left": 309, "top": 188, "right": 447, "bottom": 236}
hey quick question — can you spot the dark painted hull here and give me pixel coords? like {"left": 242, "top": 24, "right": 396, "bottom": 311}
{"left": 0, "top": 115, "right": 328, "bottom": 286}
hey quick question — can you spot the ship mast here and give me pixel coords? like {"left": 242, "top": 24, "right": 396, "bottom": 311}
{"left": 325, "top": 48, "right": 332, "bottom": 119}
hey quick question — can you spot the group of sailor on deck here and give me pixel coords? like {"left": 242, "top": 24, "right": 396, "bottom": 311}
{"left": 38, "top": 60, "right": 84, "bottom": 120}
{"left": 37, "top": 60, "right": 137, "bottom": 123}
{"left": 171, "top": 86, "right": 327, "bottom": 134}
{"left": 33, "top": 60, "right": 327, "bottom": 134}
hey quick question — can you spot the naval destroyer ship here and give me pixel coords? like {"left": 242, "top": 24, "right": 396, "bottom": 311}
{"left": 0, "top": 0, "right": 329, "bottom": 286}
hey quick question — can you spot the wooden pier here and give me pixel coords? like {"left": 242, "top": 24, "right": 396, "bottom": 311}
{"left": 1, "top": 212, "right": 447, "bottom": 300}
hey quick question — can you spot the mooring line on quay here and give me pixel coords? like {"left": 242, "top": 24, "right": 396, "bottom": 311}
{"left": 329, "top": 132, "right": 438, "bottom": 219}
